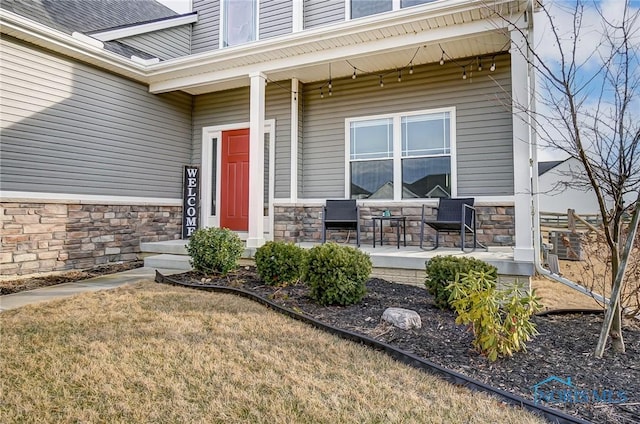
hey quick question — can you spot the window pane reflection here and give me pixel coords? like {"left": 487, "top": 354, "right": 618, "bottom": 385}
{"left": 402, "top": 157, "right": 451, "bottom": 198}
{"left": 350, "top": 160, "right": 393, "bottom": 199}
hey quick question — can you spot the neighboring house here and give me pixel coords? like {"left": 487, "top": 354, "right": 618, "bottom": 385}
{"left": 1, "top": 0, "right": 538, "bottom": 275}
{"left": 538, "top": 158, "right": 602, "bottom": 215}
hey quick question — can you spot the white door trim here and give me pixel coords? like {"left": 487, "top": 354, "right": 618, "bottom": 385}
{"left": 201, "top": 120, "right": 275, "bottom": 238}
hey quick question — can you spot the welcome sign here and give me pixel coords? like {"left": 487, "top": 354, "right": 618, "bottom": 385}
{"left": 182, "top": 166, "right": 200, "bottom": 238}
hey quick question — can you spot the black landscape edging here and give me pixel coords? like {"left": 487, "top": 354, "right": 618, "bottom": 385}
{"left": 155, "top": 271, "right": 590, "bottom": 424}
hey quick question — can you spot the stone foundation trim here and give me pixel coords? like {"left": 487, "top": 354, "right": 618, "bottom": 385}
{"left": 1, "top": 199, "right": 182, "bottom": 276}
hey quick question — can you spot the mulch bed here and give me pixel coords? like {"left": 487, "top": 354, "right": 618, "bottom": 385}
{"left": 0, "top": 261, "right": 143, "bottom": 295}
{"left": 176, "top": 267, "right": 640, "bottom": 424}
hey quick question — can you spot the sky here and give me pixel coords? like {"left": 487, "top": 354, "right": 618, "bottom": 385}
{"left": 532, "top": 0, "right": 639, "bottom": 161}
{"left": 157, "top": 0, "right": 191, "bottom": 14}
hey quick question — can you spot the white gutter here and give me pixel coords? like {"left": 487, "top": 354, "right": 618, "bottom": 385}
{"left": 526, "top": 0, "right": 609, "bottom": 306}
{"left": 0, "top": 9, "right": 148, "bottom": 83}
{"left": 144, "top": 0, "right": 526, "bottom": 75}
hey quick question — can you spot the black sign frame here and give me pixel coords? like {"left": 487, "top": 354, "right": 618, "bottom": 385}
{"left": 182, "top": 166, "right": 200, "bottom": 239}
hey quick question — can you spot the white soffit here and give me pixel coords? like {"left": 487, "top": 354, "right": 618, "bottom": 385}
{"left": 147, "top": 0, "right": 524, "bottom": 94}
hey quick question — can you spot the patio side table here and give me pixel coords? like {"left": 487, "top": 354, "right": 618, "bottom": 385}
{"left": 372, "top": 216, "right": 407, "bottom": 249}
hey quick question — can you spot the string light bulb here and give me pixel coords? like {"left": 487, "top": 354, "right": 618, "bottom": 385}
{"left": 328, "top": 79, "right": 332, "bottom": 90}
{"left": 439, "top": 51, "right": 445, "bottom": 65}
{"left": 477, "top": 57, "right": 482, "bottom": 71}
{"left": 320, "top": 89, "right": 324, "bottom": 99}
{"left": 397, "top": 70, "right": 402, "bottom": 82}
{"left": 379, "top": 75, "right": 384, "bottom": 87}
{"left": 352, "top": 68, "right": 357, "bottom": 79}
{"left": 462, "top": 67, "right": 467, "bottom": 80}
{"left": 490, "top": 57, "right": 496, "bottom": 72}
{"left": 409, "top": 62, "right": 414, "bottom": 75}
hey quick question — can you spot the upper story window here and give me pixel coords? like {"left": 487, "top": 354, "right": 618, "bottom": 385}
{"left": 222, "top": 0, "right": 257, "bottom": 47}
{"left": 347, "top": 108, "right": 456, "bottom": 200}
{"left": 351, "top": 0, "right": 392, "bottom": 19}
{"left": 349, "top": 0, "right": 435, "bottom": 19}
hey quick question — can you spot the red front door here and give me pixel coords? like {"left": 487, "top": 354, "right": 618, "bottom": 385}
{"left": 220, "top": 129, "right": 249, "bottom": 231}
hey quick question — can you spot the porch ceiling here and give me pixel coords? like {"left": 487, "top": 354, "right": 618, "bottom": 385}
{"left": 147, "top": 0, "right": 526, "bottom": 95}
{"left": 264, "top": 32, "right": 509, "bottom": 87}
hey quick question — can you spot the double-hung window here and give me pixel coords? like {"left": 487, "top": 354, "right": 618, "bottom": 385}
{"left": 222, "top": 0, "right": 257, "bottom": 47}
{"left": 347, "top": 108, "right": 455, "bottom": 200}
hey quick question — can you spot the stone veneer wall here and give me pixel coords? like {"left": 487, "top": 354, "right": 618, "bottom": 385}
{"left": 273, "top": 203, "right": 515, "bottom": 247}
{"left": 1, "top": 202, "right": 182, "bottom": 276}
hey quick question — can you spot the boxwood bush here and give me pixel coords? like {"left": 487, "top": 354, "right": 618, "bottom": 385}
{"left": 186, "top": 227, "right": 244, "bottom": 275}
{"left": 425, "top": 256, "right": 497, "bottom": 309}
{"left": 305, "top": 242, "right": 372, "bottom": 306}
{"left": 255, "top": 241, "right": 306, "bottom": 286}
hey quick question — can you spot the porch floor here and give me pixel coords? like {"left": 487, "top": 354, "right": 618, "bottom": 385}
{"left": 140, "top": 240, "right": 533, "bottom": 279}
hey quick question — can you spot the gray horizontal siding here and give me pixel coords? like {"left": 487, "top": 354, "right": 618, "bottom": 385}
{"left": 119, "top": 25, "right": 191, "bottom": 60}
{"left": 300, "top": 55, "right": 514, "bottom": 198}
{"left": 192, "top": 83, "right": 292, "bottom": 198}
{"left": 260, "top": 0, "right": 293, "bottom": 39}
{"left": 191, "top": 0, "right": 220, "bottom": 54}
{"left": 304, "top": 0, "right": 345, "bottom": 29}
{"left": 0, "top": 36, "right": 192, "bottom": 198}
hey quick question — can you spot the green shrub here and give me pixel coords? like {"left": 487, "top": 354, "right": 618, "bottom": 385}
{"left": 447, "top": 270, "right": 542, "bottom": 361}
{"left": 425, "top": 256, "right": 497, "bottom": 309}
{"left": 186, "top": 227, "right": 244, "bottom": 275}
{"left": 255, "top": 241, "right": 306, "bottom": 286}
{"left": 305, "top": 243, "right": 372, "bottom": 306}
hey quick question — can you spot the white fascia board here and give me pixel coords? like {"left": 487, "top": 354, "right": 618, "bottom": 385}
{"left": 149, "top": 17, "right": 506, "bottom": 93}
{"left": 147, "top": 0, "right": 526, "bottom": 92}
{"left": 146, "top": 0, "right": 521, "bottom": 76}
{"left": 154, "top": 0, "right": 526, "bottom": 76}
{"left": 0, "top": 9, "right": 148, "bottom": 82}
{"left": 91, "top": 13, "right": 198, "bottom": 41}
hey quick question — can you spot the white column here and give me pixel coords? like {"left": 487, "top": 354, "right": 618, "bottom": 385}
{"left": 246, "top": 72, "right": 266, "bottom": 248}
{"left": 290, "top": 78, "right": 299, "bottom": 202}
{"left": 510, "top": 29, "right": 534, "bottom": 263}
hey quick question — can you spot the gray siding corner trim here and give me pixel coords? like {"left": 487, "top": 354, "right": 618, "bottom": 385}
{"left": 300, "top": 55, "right": 514, "bottom": 199}
{"left": 119, "top": 25, "right": 191, "bottom": 60}
{"left": 0, "top": 36, "right": 193, "bottom": 198}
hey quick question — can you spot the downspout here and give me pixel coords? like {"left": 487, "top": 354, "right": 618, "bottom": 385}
{"left": 526, "top": 0, "right": 609, "bottom": 306}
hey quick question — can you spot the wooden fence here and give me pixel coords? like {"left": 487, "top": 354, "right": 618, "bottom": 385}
{"left": 540, "top": 209, "right": 601, "bottom": 233}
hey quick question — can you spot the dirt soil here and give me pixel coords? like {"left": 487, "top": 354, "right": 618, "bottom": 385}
{"left": 172, "top": 267, "right": 639, "bottom": 424}
{"left": 0, "top": 261, "right": 143, "bottom": 295}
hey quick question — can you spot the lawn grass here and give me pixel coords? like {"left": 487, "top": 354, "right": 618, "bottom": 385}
{"left": 0, "top": 281, "right": 546, "bottom": 423}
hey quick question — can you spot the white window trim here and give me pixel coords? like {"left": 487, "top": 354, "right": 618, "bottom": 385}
{"left": 344, "top": 107, "right": 457, "bottom": 201}
{"left": 220, "top": 0, "right": 260, "bottom": 49}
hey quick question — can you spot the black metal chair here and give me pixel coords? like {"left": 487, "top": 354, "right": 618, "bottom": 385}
{"left": 322, "top": 199, "right": 360, "bottom": 247}
{"left": 420, "top": 198, "right": 485, "bottom": 252}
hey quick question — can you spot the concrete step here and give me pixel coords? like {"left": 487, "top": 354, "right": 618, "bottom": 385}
{"left": 144, "top": 254, "right": 192, "bottom": 270}
{"left": 140, "top": 240, "right": 188, "bottom": 255}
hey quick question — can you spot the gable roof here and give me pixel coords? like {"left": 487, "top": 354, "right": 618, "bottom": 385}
{"left": 0, "top": 0, "right": 177, "bottom": 34}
